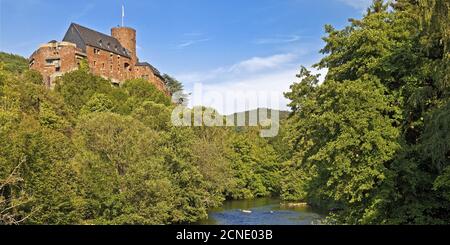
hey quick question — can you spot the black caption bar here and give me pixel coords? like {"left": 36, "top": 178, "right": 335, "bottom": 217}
{"left": 0, "top": 225, "right": 447, "bottom": 244}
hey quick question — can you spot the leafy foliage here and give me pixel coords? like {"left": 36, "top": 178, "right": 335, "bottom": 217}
{"left": 0, "top": 52, "right": 28, "bottom": 74}
{"left": 282, "top": 0, "right": 450, "bottom": 224}
{"left": 0, "top": 61, "right": 281, "bottom": 224}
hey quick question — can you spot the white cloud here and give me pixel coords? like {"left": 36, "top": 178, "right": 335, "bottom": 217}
{"left": 254, "top": 35, "right": 301, "bottom": 45}
{"left": 177, "top": 53, "right": 298, "bottom": 83}
{"left": 338, "top": 0, "right": 372, "bottom": 10}
{"left": 176, "top": 53, "right": 327, "bottom": 114}
{"left": 175, "top": 33, "right": 211, "bottom": 49}
{"left": 176, "top": 38, "right": 211, "bottom": 49}
{"left": 189, "top": 68, "right": 298, "bottom": 114}
{"left": 230, "top": 53, "right": 298, "bottom": 73}
{"left": 187, "top": 66, "right": 327, "bottom": 115}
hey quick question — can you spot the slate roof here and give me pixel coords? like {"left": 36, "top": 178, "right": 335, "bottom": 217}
{"left": 63, "top": 23, "right": 131, "bottom": 58}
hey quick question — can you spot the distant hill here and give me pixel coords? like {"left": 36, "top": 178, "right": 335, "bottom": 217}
{"left": 226, "top": 108, "right": 290, "bottom": 126}
{"left": 0, "top": 52, "right": 28, "bottom": 74}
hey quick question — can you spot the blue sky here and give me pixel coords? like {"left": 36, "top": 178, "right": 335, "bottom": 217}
{"left": 0, "top": 0, "right": 372, "bottom": 113}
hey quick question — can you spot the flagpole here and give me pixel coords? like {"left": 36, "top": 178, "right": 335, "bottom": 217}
{"left": 122, "top": 5, "right": 124, "bottom": 27}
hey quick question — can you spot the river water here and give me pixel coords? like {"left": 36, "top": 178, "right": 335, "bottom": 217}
{"left": 197, "top": 198, "right": 323, "bottom": 225}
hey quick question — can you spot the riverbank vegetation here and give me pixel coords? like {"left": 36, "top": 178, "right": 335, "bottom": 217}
{"left": 281, "top": 0, "right": 449, "bottom": 224}
{"left": 0, "top": 55, "right": 282, "bottom": 224}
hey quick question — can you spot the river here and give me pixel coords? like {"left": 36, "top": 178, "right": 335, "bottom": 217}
{"left": 197, "top": 198, "right": 324, "bottom": 225}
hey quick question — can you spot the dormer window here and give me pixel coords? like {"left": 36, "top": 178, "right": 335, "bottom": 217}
{"left": 98, "top": 40, "right": 103, "bottom": 46}
{"left": 107, "top": 43, "right": 110, "bottom": 49}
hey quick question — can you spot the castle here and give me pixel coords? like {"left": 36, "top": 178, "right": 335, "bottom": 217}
{"left": 29, "top": 23, "right": 167, "bottom": 93}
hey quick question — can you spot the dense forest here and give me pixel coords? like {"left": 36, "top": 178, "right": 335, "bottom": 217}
{"left": 282, "top": 0, "right": 449, "bottom": 224}
{"left": 0, "top": 54, "right": 284, "bottom": 224}
{"left": 0, "top": 0, "right": 449, "bottom": 225}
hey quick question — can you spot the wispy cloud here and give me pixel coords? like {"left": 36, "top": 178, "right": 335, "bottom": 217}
{"left": 176, "top": 38, "right": 211, "bottom": 49}
{"left": 338, "top": 0, "right": 372, "bottom": 10}
{"left": 254, "top": 35, "right": 301, "bottom": 45}
{"left": 174, "top": 52, "right": 328, "bottom": 114}
{"left": 183, "top": 64, "right": 327, "bottom": 114}
{"left": 174, "top": 32, "right": 211, "bottom": 49}
{"left": 230, "top": 53, "right": 298, "bottom": 73}
{"left": 177, "top": 53, "right": 298, "bottom": 83}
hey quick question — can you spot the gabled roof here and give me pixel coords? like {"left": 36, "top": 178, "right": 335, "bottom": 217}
{"left": 63, "top": 23, "right": 131, "bottom": 58}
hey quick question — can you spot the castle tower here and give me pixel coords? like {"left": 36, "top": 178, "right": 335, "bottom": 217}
{"left": 111, "top": 27, "right": 137, "bottom": 64}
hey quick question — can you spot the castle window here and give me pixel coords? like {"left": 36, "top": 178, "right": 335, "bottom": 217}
{"left": 94, "top": 49, "right": 101, "bottom": 55}
{"left": 45, "top": 58, "right": 60, "bottom": 66}
{"left": 93, "top": 61, "right": 97, "bottom": 67}
{"left": 102, "top": 63, "right": 105, "bottom": 69}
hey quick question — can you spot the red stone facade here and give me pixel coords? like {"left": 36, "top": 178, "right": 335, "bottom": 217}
{"left": 135, "top": 64, "right": 166, "bottom": 92}
{"left": 111, "top": 27, "right": 137, "bottom": 65}
{"left": 29, "top": 41, "right": 86, "bottom": 88}
{"left": 29, "top": 24, "right": 167, "bottom": 94}
{"left": 84, "top": 45, "right": 134, "bottom": 83}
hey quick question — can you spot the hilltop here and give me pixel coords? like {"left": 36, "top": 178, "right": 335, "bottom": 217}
{"left": 0, "top": 52, "right": 28, "bottom": 74}
{"left": 226, "top": 108, "right": 290, "bottom": 126}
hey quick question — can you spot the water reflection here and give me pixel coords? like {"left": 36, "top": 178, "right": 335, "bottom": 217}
{"left": 197, "top": 198, "right": 323, "bottom": 225}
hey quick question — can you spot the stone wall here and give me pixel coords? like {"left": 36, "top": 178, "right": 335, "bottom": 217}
{"left": 85, "top": 46, "right": 134, "bottom": 84}
{"left": 135, "top": 65, "right": 166, "bottom": 92}
{"left": 29, "top": 41, "right": 85, "bottom": 87}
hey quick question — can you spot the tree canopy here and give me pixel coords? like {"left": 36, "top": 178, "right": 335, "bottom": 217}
{"left": 282, "top": 0, "right": 450, "bottom": 224}
{"left": 0, "top": 58, "right": 282, "bottom": 224}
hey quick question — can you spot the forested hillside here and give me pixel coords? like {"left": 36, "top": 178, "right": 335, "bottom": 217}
{"left": 0, "top": 55, "right": 283, "bottom": 224}
{"left": 282, "top": 0, "right": 449, "bottom": 224}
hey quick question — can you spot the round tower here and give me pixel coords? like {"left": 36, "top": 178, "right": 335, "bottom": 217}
{"left": 111, "top": 27, "right": 137, "bottom": 63}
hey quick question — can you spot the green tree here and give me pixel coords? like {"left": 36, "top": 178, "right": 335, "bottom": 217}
{"left": 162, "top": 74, "right": 188, "bottom": 104}
{"left": 0, "top": 52, "right": 28, "bottom": 74}
{"left": 55, "top": 70, "right": 113, "bottom": 113}
{"left": 283, "top": 0, "right": 450, "bottom": 224}
{"left": 73, "top": 112, "right": 176, "bottom": 224}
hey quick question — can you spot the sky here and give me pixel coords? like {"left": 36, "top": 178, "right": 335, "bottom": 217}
{"left": 0, "top": 0, "right": 372, "bottom": 114}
